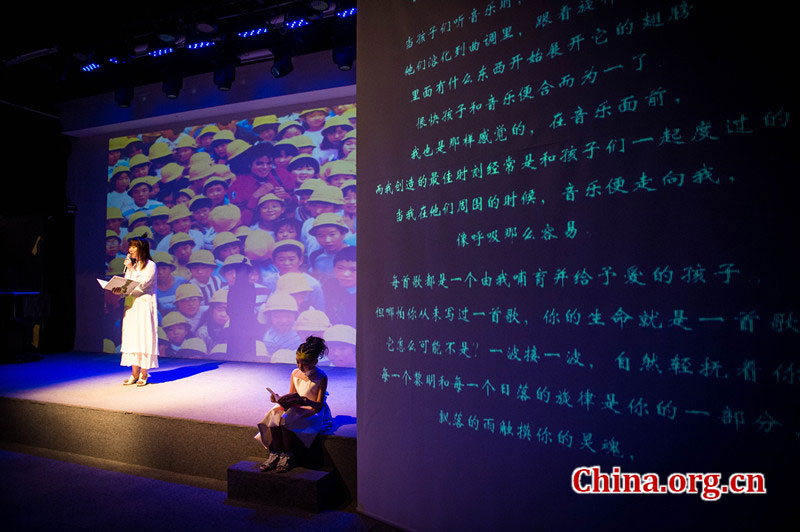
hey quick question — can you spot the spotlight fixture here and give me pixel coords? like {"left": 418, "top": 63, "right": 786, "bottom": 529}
{"left": 81, "top": 62, "right": 101, "bottom": 73}
{"left": 214, "top": 62, "right": 236, "bottom": 90}
{"left": 187, "top": 41, "right": 215, "bottom": 50}
{"left": 162, "top": 75, "right": 183, "bottom": 98}
{"left": 337, "top": 7, "right": 357, "bottom": 17}
{"left": 333, "top": 44, "right": 355, "bottom": 71}
{"left": 271, "top": 53, "right": 293, "bottom": 78}
{"left": 114, "top": 85, "right": 134, "bottom": 107}
{"left": 309, "top": 1, "right": 331, "bottom": 11}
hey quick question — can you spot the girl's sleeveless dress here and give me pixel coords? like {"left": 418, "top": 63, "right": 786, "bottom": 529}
{"left": 256, "top": 368, "right": 333, "bottom": 448}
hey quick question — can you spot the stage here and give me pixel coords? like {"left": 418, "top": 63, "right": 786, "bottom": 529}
{"left": 0, "top": 352, "right": 356, "bottom": 436}
{"left": 0, "top": 352, "right": 358, "bottom": 509}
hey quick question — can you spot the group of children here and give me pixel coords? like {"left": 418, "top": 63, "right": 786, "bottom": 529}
{"left": 103, "top": 105, "right": 358, "bottom": 367}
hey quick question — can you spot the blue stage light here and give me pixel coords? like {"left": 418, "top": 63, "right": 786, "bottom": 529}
{"left": 337, "top": 7, "right": 357, "bottom": 18}
{"left": 237, "top": 27, "right": 269, "bottom": 38}
{"left": 82, "top": 63, "right": 100, "bottom": 72}
{"left": 287, "top": 19, "right": 309, "bottom": 29}
{"left": 148, "top": 47, "right": 175, "bottom": 58}
{"left": 187, "top": 41, "right": 215, "bottom": 50}
{"left": 108, "top": 57, "right": 120, "bottom": 64}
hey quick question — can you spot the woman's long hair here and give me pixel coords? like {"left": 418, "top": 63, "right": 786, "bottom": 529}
{"left": 128, "top": 233, "right": 153, "bottom": 266}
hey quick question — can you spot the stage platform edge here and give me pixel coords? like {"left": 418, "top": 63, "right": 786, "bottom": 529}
{"left": 0, "top": 397, "right": 356, "bottom": 509}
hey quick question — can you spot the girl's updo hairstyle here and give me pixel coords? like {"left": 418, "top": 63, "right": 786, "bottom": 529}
{"left": 297, "top": 336, "right": 328, "bottom": 361}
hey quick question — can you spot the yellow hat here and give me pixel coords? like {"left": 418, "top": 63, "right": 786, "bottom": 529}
{"left": 202, "top": 177, "right": 229, "bottom": 192}
{"left": 168, "top": 232, "right": 195, "bottom": 252}
{"left": 159, "top": 162, "right": 184, "bottom": 183}
{"left": 226, "top": 139, "right": 252, "bottom": 161}
{"left": 212, "top": 231, "right": 239, "bottom": 250}
{"left": 321, "top": 160, "right": 356, "bottom": 181}
{"left": 323, "top": 324, "right": 356, "bottom": 345}
{"left": 189, "top": 195, "right": 212, "bottom": 211}
{"left": 296, "top": 178, "right": 326, "bottom": 194}
{"left": 178, "top": 337, "right": 207, "bottom": 355}
{"left": 221, "top": 254, "right": 252, "bottom": 269}
{"left": 209, "top": 205, "right": 241, "bottom": 233}
{"left": 286, "top": 135, "right": 315, "bottom": 149}
{"left": 256, "top": 193, "right": 284, "bottom": 206}
{"left": 211, "top": 164, "right": 235, "bottom": 181}
{"left": 150, "top": 205, "right": 171, "bottom": 219}
{"left": 127, "top": 210, "right": 149, "bottom": 226}
{"left": 177, "top": 188, "right": 196, "bottom": 199}
{"left": 341, "top": 108, "right": 356, "bottom": 120}
{"left": 278, "top": 120, "right": 303, "bottom": 134}
{"left": 322, "top": 115, "right": 354, "bottom": 134}
{"left": 187, "top": 249, "right": 216, "bottom": 267}
{"left": 299, "top": 107, "right": 329, "bottom": 117}
{"left": 264, "top": 292, "right": 298, "bottom": 312}
{"left": 272, "top": 239, "right": 305, "bottom": 256}
{"left": 293, "top": 307, "right": 331, "bottom": 332}
{"left": 175, "top": 133, "right": 198, "bottom": 149}
{"left": 106, "top": 257, "right": 125, "bottom": 276}
{"left": 125, "top": 136, "right": 144, "bottom": 147}
{"left": 210, "top": 343, "right": 227, "bottom": 355}
{"left": 189, "top": 162, "right": 215, "bottom": 182}
{"left": 197, "top": 125, "right": 221, "bottom": 138}
{"left": 107, "top": 206, "right": 125, "bottom": 220}
{"left": 209, "top": 288, "right": 229, "bottom": 305}
{"left": 162, "top": 311, "right": 189, "bottom": 328}
{"left": 233, "top": 225, "right": 251, "bottom": 239}
{"left": 158, "top": 327, "right": 168, "bottom": 342}
{"left": 125, "top": 226, "right": 152, "bottom": 241}
{"left": 105, "top": 229, "right": 121, "bottom": 241}
{"left": 310, "top": 213, "right": 349, "bottom": 235}
{"left": 175, "top": 282, "right": 203, "bottom": 302}
{"left": 211, "top": 130, "right": 235, "bottom": 144}
{"left": 244, "top": 229, "right": 274, "bottom": 261}
{"left": 253, "top": 115, "right": 279, "bottom": 128}
{"left": 189, "top": 152, "right": 213, "bottom": 166}
{"left": 288, "top": 154, "right": 320, "bottom": 172}
{"left": 341, "top": 179, "right": 357, "bottom": 191}
{"left": 308, "top": 185, "right": 344, "bottom": 205}
{"left": 145, "top": 175, "right": 161, "bottom": 187}
{"left": 152, "top": 251, "right": 176, "bottom": 268}
{"left": 110, "top": 165, "right": 131, "bottom": 180}
{"left": 109, "top": 137, "right": 128, "bottom": 151}
{"left": 255, "top": 340, "right": 269, "bottom": 358}
{"left": 276, "top": 272, "right": 311, "bottom": 294}
{"left": 128, "top": 177, "right": 152, "bottom": 193}
{"left": 257, "top": 291, "right": 298, "bottom": 324}
{"left": 129, "top": 153, "right": 151, "bottom": 168}
{"left": 148, "top": 142, "right": 173, "bottom": 160}
{"left": 167, "top": 204, "right": 192, "bottom": 223}
{"left": 272, "top": 139, "right": 299, "bottom": 155}
{"left": 103, "top": 338, "right": 117, "bottom": 353}
{"left": 342, "top": 129, "right": 356, "bottom": 142}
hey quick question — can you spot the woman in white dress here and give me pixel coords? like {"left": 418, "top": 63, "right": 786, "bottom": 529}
{"left": 256, "top": 336, "right": 333, "bottom": 472}
{"left": 112, "top": 234, "right": 159, "bottom": 386}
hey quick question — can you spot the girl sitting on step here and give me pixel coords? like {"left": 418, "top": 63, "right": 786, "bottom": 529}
{"left": 256, "top": 336, "right": 332, "bottom": 473}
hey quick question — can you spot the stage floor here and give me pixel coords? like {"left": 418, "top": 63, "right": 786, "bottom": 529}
{"left": 0, "top": 352, "right": 357, "bottom": 438}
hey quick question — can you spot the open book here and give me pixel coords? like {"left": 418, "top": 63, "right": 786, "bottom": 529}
{"left": 97, "top": 276, "right": 140, "bottom": 295}
{"left": 267, "top": 387, "right": 305, "bottom": 408}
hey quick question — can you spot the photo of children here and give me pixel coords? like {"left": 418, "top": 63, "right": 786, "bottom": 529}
{"left": 104, "top": 104, "right": 357, "bottom": 366}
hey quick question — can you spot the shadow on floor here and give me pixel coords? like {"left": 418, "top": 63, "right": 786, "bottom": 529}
{"left": 148, "top": 362, "right": 225, "bottom": 384}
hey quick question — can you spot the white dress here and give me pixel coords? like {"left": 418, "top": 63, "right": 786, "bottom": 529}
{"left": 120, "top": 259, "right": 159, "bottom": 369}
{"left": 256, "top": 367, "right": 333, "bottom": 448}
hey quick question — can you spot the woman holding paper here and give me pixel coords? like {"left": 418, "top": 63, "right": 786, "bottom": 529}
{"left": 112, "top": 234, "right": 158, "bottom": 386}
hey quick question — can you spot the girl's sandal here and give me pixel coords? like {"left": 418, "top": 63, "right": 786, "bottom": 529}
{"left": 123, "top": 376, "right": 138, "bottom": 385}
{"left": 136, "top": 377, "right": 149, "bottom": 387}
